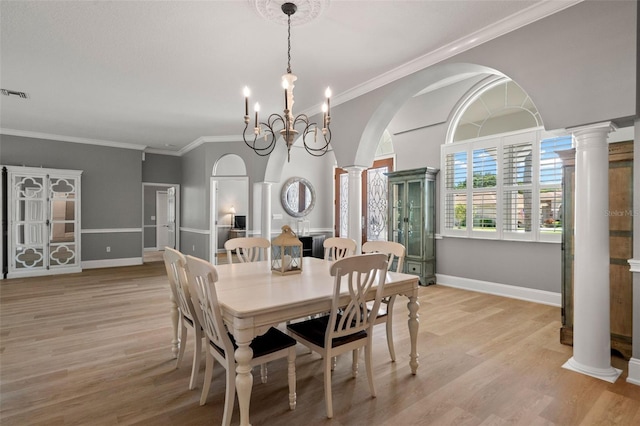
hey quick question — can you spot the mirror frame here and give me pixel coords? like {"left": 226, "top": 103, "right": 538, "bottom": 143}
{"left": 281, "top": 177, "right": 316, "bottom": 218}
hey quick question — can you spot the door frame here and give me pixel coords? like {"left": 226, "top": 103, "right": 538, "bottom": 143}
{"left": 155, "top": 190, "right": 169, "bottom": 250}
{"left": 210, "top": 176, "right": 249, "bottom": 265}
{"left": 334, "top": 156, "right": 394, "bottom": 244}
{"left": 142, "top": 182, "right": 180, "bottom": 255}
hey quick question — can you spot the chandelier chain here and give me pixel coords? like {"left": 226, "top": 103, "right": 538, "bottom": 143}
{"left": 287, "top": 13, "right": 292, "bottom": 74}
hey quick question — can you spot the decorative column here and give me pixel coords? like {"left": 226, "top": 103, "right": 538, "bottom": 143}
{"left": 627, "top": 117, "right": 640, "bottom": 386}
{"left": 344, "top": 166, "right": 366, "bottom": 252}
{"left": 260, "top": 182, "right": 272, "bottom": 257}
{"left": 562, "top": 121, "right": 621, "bottom": 383}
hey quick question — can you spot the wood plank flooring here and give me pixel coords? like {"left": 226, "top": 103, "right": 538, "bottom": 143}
{"left": 1, "top": 262, "right": 638, "bottom": 425}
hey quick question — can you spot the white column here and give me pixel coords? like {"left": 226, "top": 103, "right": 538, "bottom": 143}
{"left": 627, "top": 117, "right": 640, "bottom": 386}
{"left": 562, "top": 121, "right": 621, "bottom": 383}
{"left": 344, "top": 166, "right": 366, "bottom": 253}
{"left": 260, "top": 182, "right": 272, "bottom": 259}
{"left": 628, "top": 260, "right": 640, "bottom": 385}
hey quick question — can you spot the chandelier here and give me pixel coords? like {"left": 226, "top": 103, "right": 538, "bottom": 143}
{"left": 242, "top": 2, "right": 331, "bottom": 162}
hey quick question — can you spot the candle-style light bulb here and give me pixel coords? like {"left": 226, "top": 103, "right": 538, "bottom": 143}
{"left": 322, "top": 103, "right": 328, "bottom": 128}
{"left": 282, "top": 79, "right": 289, "bottom": 110}
{"left": 254, "top": 102, "right": 260, "bottom": 128}
{"left": 243, "top": 86, "right": 250, "bottom": 116}
{"left": 325, "top": 87, "right": 331, "bottom": 117}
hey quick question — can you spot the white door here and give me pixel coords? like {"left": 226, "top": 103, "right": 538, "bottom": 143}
{"left": 166, "top": 187, "right": 176, "bottom": 250}
{"left": 156, "top": 191, "right": 169, "bottom": 250}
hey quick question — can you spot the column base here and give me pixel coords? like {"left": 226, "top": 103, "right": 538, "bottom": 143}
{"left": 562, "top": 357, "right": 622, "bottom": 383}
{"left": 627, "top": 357, "right": 640, "bottom": 386}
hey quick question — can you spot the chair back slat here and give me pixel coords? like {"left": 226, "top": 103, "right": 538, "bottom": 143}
{"left": 323, "top": 237, "right": 357, "bottom": 261}
{"left": 327, "top": 253, "right": 388, "bottom": 342}
{"left": 163, "top": 248, "right": 197, "bottom": 322}
{"left": 361, "top": 240, "right": 405, "bottom": 273}
{"left": 185, "top": 255, "right": 234, "bottom": 354}
{"left": 224, "top": 237, "right": 270, "bottom": 263}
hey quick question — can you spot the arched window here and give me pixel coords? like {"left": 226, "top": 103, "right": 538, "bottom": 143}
{"left": 442, "top": 79, "right": 571, "bottom": 242}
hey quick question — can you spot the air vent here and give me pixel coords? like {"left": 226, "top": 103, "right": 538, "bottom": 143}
{"left": 1, "top": 89, "right": 29, "bottom": 99}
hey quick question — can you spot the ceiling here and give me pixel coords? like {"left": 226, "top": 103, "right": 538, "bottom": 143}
{"left": 0, "top": 0, "right": 578, "bottom": 155}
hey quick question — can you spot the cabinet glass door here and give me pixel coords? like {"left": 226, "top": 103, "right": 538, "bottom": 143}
{"left": 48, "top": 177, "right": 78, "bottom": 268}
{"left": 424, "top": 179, "right": 436, "bottom": 259}
{"left": 390, "top": 181, "right": 404, "bottom": 244}
{"left": 406, "top": 180, "right": 423, "bottom": 257}
{"left": 12, "top": 174, "right": 47, "bottom": 272}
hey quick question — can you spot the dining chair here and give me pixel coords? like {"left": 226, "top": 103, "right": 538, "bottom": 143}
{"left": 361, "top": 240, "right": 406, "bottom": 362}
{"left": 322, "top": 237, "right": 356, "bottom": 261}
{"left": 224, "top": 237, "right": 270, "bottom": 263}
{"left": 184, "top": 255, "right": 297, "bottom": 425}
{"left": 286, "top": 253, "right": 388, "bottom": 419}
{"left": 163, "top": 247, "right": 203, "bottom": 390}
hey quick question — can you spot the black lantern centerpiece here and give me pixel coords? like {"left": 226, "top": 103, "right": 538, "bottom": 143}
{"left": 271, "top": 225, "right": 303, "bottom": 275}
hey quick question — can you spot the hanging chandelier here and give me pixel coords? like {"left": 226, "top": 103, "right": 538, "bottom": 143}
{"left": 242, "top": 2, "right": 331, "bottom": 162}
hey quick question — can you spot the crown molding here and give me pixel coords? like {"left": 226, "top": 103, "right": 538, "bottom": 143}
{"left": 332, "top": 0, "right": 583, "bottom": 109}
{"left": 0, "top": 128, "right": 147, "bottom": 151}
{"left": 144, "top": 148, "right": 182, "bottom": 156}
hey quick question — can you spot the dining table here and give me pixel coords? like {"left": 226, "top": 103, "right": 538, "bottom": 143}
{"left": 170, "top": 255, "right": 420, "bottom": 426}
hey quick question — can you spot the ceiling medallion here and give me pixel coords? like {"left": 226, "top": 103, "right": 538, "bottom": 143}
{"left": 249, "top": 0, "right": 329, "bottom": 26}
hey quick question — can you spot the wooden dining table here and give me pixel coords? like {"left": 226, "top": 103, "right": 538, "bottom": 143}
{"left": 170, "top": 256, "right": 420, "bottom": 426}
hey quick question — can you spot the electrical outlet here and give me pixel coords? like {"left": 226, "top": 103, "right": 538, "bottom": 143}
{"left": 106, "top": 246, "right": 111, "bottom": 253}
{"left": 151, "top": 215, "right": 156, "bottom": 221}
{"left": 192, "top": 245, "right": 195, "bottom": 252}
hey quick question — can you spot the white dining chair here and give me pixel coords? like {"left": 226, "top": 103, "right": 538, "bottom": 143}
{"left": 361, "top": 240, "right": 406, "bottom": 362}
{"left": 163, "top": 247, "right": 203, "bottom": 390}
{"left": 224, "top": 237, "right": 270, "bottom": 263}
{"left": 322, "top": 237, "right": 356, "bottom": 261}
{"left": 184, "top": 255, "right": 297, "bottom": 425}
{"left": 287, "top": 253, "right": 388, "bottom": 419}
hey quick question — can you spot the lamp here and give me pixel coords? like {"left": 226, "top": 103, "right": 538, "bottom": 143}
{"left": 242, "top": 2, "right": 331, "bottom": 162}
{"left": 229, "top": 206, "right": 236, "bottom": 227}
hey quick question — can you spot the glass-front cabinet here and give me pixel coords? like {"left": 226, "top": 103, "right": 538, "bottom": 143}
{"left": 387, "top": 167, "right": 438, "bottom": 285}
{"left": 4, "top": 166, "right": 82, "bottom": 278}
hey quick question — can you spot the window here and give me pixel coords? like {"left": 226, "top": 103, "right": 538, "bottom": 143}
{"left": 442, "top": 130, "right": 572, "bottom": 242}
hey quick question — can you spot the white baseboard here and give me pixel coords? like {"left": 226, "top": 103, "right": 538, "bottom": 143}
{"left": 435, "top": 274, "right": 561, "bottom": 307}
{"left": 627, "top": 358, "right": 640, "bottom": 386}
{"left": 82, "top": 257, "right": 143, "bottom": 269}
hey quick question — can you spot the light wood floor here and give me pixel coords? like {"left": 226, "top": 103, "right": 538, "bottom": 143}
{"left": 1, "top": 264, "right": 638, "bottom": 425}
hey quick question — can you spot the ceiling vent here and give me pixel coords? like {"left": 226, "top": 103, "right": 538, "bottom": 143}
{"left": 1, "top": 89, "right": 29, "bottom": 99}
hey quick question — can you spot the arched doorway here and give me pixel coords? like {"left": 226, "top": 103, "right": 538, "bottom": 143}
{"left": 211, "top": 154, "right": 248, "bottom": 264}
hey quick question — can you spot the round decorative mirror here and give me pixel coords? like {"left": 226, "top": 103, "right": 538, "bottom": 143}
{"left": 281, "top": 177, "right": 315, "bottom": 218}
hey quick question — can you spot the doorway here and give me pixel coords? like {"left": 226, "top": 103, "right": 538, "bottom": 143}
{"left": 211, "top": 154, "right": 249, "bottom": 265}
{"left": 142, "top": 183, "right": 180, "bottom": 263}
{"left": 334, "top": 157, "right": 394, "bottom": 245}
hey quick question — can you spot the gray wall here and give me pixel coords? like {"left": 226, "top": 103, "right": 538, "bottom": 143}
{"left": 143, "top": 153, "right": 181, "bottom": 184}
{"left": 179, "top": 141, "right": 271, "bottom": 260}
{"left": 1, "top": 134, "right": 144, "bottom": 261}
{"left": 320, "top": 1, "right": 636, "bottom": 294}
{"left": 270, "top": 145, "right": 335, "bottom": 234}
{"left": 327, "top": 0, "right": 636, "bottom": 169}
{"left": 385, "top": 76, "right": 564, "bottom": 293}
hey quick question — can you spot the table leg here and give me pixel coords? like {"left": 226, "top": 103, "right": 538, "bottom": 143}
{"left": 407, "top": 294, "right": 420, "bottom": 374}
{"left": 170, "top": 293, "right": 179, "bottom": 358}
{"left": 235, "top": 341, "right": 254, "bottom": 426}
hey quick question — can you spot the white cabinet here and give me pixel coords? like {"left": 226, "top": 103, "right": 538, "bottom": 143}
{"left": 4, "top": 166, "right": 82, "bottom": 278}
